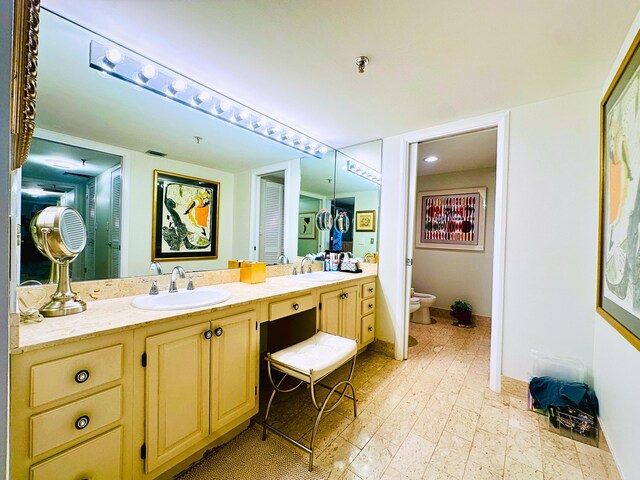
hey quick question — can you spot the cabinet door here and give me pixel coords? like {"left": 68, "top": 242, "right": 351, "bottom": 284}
{"left": 146, "top": 322, "right": 211, "bottom": 473}
{"left": 319, "top": 289, "right": 342, "bottom": 336}
{"left": 211, "top": 311, "right": 258, "bottom": 433}
{"left": 341, "top": 285, "right": 359, "bottom": 341}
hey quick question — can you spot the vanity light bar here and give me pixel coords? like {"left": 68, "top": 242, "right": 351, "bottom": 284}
{"left": 346, "top": 160, "right": 381, "bottom": 185}
{"left": 88, "top": 41, "right": 330, "bottom": 158}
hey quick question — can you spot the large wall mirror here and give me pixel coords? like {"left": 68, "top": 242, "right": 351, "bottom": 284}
{"left": 17, "top": 8, "right": 381, "bottom": 284}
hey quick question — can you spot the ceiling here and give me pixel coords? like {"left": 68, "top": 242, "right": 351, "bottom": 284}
{"left": 22, "top": 138, "right": 122, "bottom": 199}
{"left": 42, "top": 0, "right": 640, "bottom": 148}
{"left": 417, "top": 129, "right": 497, "bottom": 176}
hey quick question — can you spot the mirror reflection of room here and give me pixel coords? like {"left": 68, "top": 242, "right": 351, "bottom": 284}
{"left": 18, "top": 8, "right": 381, "bottom": 286}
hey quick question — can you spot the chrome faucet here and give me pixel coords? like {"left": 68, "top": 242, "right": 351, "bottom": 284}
{"left": 277, "top": 253, "right": 290, "bottom": 264}
{"left": 169, "top": 266, "right": 186, "bottom": 293}
{"left": 300, "top": 254, "right": 314, "bottom": 274}
{"left": 150, "top": 261, "right": 163, "bottom": 275}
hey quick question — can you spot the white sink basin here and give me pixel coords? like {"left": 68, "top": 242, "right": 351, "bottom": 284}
{"left": 297, "top": 271, "right": 346, "bottom": 282}
{"left": 132, "top": 287, "right": 231, "bottom": 311}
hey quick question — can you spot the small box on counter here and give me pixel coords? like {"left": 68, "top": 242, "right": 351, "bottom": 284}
{"left": 240, "top": 262, "right": 266, "bottom": 284}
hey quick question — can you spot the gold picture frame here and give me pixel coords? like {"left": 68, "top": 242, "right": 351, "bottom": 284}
{"left": 152, "top": 170, "right": 221, "bottom": 261}
{"left": 355, "top": 210, "right": 376, "bottom": 232}
{"left": 10, "top": 0, "right": 40, "bottom": 170}
{"left": 597, "top": 27, "right": 640, "bottom": 351}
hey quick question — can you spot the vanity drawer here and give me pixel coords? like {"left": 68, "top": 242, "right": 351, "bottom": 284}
{"left": 361, "top": 281, "right": 376, "bottom": 300}
{"left": 30, "top": 385, "right": 122, "bottom": 458}
{"left": 361, "top": 313, "right": 375, "bottom": 345}
{"left": 30, "top": 426, "right": 123, "bottom": 480}
{"left": 361, "top": 298, "right": 376, "bottom": 316}
{"left": 30, "top": 344, "right": 124, "bottom": 408}
{"left": 269, "top": 294, "right": 315, "bottom": 321}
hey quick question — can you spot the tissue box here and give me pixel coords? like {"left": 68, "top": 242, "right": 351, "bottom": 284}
{"left": 240, "top": 262, "right": 266, "bottom": 284}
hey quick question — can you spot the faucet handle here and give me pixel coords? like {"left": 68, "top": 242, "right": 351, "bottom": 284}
{"left": 187, "top": 274, "right": 202, "bottom": 291}
{"left": 307, "top": 266, "right": 312, "bottom": 274}
{"left": 292, "top": 266, "right": 298, "bottom": 276}
{"left": 143, "top": 279, "right": 159, "bottom": 295}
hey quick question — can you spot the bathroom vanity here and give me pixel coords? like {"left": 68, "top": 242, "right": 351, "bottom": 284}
{"left": 9, "top": 270, "right": 377, "bottom": 479}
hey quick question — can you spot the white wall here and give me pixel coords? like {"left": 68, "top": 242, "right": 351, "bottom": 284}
{"left": 1, "top": 0, "right": 12, "bottom": 474}
{"left": 502, "top": 89, "right": 600, "bottom": 383}
{"left": 413, "top": 167, "right": 496, "bottom": 316}
{"left": 126, "top": 151, "right": 235, "bottom": 275}
{"left": 592, "top": 9, "right": 640, "bottom": 480}
{"left": 232, "top": 169, "right": 252, "bottom": 261}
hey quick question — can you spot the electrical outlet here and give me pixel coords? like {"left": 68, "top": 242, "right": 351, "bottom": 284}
{"left": 370, "top": 238, "right": 374, "bottom": 244}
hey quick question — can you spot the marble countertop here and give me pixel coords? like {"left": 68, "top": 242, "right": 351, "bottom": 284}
{"left": 14, "top": 271, "right": 376, "bottom": 354}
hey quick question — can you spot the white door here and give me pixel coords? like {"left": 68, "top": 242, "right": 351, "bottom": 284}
{"left": 403, "top": 143, "right": 419, "bottom": 359}
{"left": 84, "top": 178, "right": 96, "bottom": 280}
{"left": 109, "top": 167, "right": 122, "bottom": 278}
{"left": 259, "top": 179, "right": 284, "bottom": 265}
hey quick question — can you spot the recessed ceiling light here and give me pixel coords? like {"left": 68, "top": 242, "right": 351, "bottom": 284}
{"left": 424, "top": 156, "right": 438, "bottom": 163}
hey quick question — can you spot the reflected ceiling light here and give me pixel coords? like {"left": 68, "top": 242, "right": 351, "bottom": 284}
{"left": 424, "top": 156, "right": 438, "bottom": 163}
{"left": 89, "top": 40, "right": 329, "bottom": 158}
{"left": 346, "top": 159, "right": 381, "bottom": 185}
{"left": 23, "top": 188, "right": 64, "bottom": 197}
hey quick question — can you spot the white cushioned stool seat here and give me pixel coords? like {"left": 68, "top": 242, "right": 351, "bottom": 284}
{"left": 271, "top": 331, "right": 357, "bottom": 382}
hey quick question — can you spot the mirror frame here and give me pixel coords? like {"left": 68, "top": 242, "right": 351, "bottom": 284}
{"left": 10, "top": 0, "right": 40, "bottom": 170}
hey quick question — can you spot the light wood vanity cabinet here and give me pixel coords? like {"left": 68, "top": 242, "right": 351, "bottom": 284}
{"left": 141, "top": 308, "right": 259, "bottom": 477}
{"left": 10, "top": 331, "right": 134, "bottom": 480}
{"left": 319, "top": 284, "right": 359, "bottom": 341}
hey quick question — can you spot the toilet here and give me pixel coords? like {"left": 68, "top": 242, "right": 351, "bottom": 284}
{"left": 409, "top": 290, "right": 436, "bottom": 324}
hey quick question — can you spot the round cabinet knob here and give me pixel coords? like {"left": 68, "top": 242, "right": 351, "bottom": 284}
{"left": 344, "top": 293, "right": 349, "bottom": 298}
{"left": 204, "top": 330, "right": 213, "bottom": 340}
{"left": 340, "top": 294, "right": 345, "bottom": 299}
{"left": 214, "top": 327, "right": 223, "bottom": 337}
{"left": 368, "top": 326, "right": 373, "bottom": 331}
{"left": 293, "top": 303, "right": 299, "bottom": 311}
{"left": 368, "top": 303, "right": 374, "bottom": 309}
{"left": 369, "top": 288, "right": 374, "bottom": 293}
{"left": 75, "top": 370, "right": 90, "bottom": 384}
{"left": 75, "top": 415, "right": 90, "bottom": 430}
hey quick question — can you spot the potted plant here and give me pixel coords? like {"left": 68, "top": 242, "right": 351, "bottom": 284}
{"left": 450, "top": 300, "right": 473, "bottom": 327}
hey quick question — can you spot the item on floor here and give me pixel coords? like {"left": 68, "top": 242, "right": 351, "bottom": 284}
{"left": 262, "top": 331, "right": 358, "bottom": 471}
{"left": 177, "top": 425, "right": 329, "bottom": 480}
{"left": 529, "top": 376, "right": 599, "bottom": 415}
{"left": 409, "top": 292, "right": 436, "bottom": 324}
{"left": 548, "top": 405, "right": 599, "bottom": 447}
{"left": 450, "top": 299, "right": 473, "bottom": 327}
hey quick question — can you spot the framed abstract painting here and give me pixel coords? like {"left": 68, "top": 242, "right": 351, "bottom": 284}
{"left": 415, "top": 187, "right": 486, "bottom": 251}
{"left": 298, "top": 212, "right": 316, "bottom": 239}
{"left": 597, "top": 29, "right": 640, "bottom": 351}
{"left": 152, "top": 170, "right": 220, "bottom": 261}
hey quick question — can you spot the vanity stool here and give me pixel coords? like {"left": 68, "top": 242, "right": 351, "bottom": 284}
{"left": 262, "top": 331, "right": 358, "bottom": 471}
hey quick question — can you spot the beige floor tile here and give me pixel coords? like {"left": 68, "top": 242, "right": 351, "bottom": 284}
{"left": 348, "top": 433, "right": 400, "bottom": 480}
{"left": 508, "top": 405, "right": 538, "bottom": 433}
{"left": 315, "top": 435, "right": 362, "bottom": 480}
{"left": 388, "top": 432, "right": 435, "bottom": 480}
{"left": 381, "top": 466, "right": 411, "bottom": 480}
{"left": 468, "top": 429, "right": 506, "bottom": 476}
{"left": 455, "top": 387, "right": 484, "bottom": 414}
{"left": 540, "top": 430, "right": 581, "bottom": 469}
{"left": 302, "top": 411, "right": 353, "bottom": 453}
{"left": 601, "top": 451, "right": 622, "bottom": 480}
{"left": 445, "top": 406, "right": 479, "bottom": 441}
{"left": 506, "top": 425, "right": 542, "bottom": 471}
{"left": 503, "top": 456, "right": 543, "bottom": 479}
{"left": 429, "top": 431, "right": 472, "bottom": 479}
{"left": 438, "top": 373, "right": 466, "bottom": 394}
{"left": 377, "top": 407, "right": 420, "bottom": 446}
{"left": 341, "top": 469, "right": 365, "bottom": 480}
{"left": 340, "top": 409, "right": 386, "bottom": 449}
{"left": 463, "top": 372, "right": 489, "bottom": 392}
{"left": 462, "top": 461, "right": 500, "bottom": 479}
{"left": 578, "top": 451, "right": 608, "bottom": 480}
{"left": 423, "top": 464, "right": 458, "bottom": 480}
{"left": 411, "top": 406, "right": 450, "bottom": 443}
{"left": 542, "top": 455, "right": 584, "bottom": 480}
{"left": 477, "top": 404, "right": 509, "bottom": 436}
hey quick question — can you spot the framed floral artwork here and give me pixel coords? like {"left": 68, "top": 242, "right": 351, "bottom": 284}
{"left": 597, "top": 29, "right": 640, "bottom": 351}
{"left": 152, "top": 170, "right": 220, "bottom": 260}
{"left": 355, "top": 210, "right": 376, "bottom": 232}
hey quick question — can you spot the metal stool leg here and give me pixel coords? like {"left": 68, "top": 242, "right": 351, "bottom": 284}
{"left": 262, "top": 387, "right": 278, "bottom": 441}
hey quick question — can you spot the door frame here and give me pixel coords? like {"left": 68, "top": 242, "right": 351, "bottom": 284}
{"left": 398, "top": 111, "right": 510, "bottom": 392}
{"left": 249, "top": 159, "right": 300, "bottom": 263}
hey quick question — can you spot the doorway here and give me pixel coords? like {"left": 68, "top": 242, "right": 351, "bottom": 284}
{"left": 398, "top": 112, "right": 509, "bottom": 391}
{"left": 20, "top": 137, "right": 123, "bottom": 283}
{"left": 258, "top": 172, "right": 285, "bottom": 265}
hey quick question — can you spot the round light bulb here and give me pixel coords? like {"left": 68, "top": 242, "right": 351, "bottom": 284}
{"left": 171, "top": 79, "right": 186, "bottom": 93}
{"left": 141, "top": 64, "right": 157, "bottom": 79}
{"left": 105, "top": 47, "right": 123, "bottom": 65}
{"left": 424, "top": 156, "right": 438, "bottom": 163}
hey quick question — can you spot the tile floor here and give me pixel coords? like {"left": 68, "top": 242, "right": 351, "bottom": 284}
{"left": 257, "top": 316, "right": 622, "bottom": 480}
{"left": 182, "top": 318, "right": 620, "bottom": 480}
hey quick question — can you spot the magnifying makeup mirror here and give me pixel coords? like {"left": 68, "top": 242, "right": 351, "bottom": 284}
{"left": 30, "top": 206, "right": 87, "bottom": 316}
